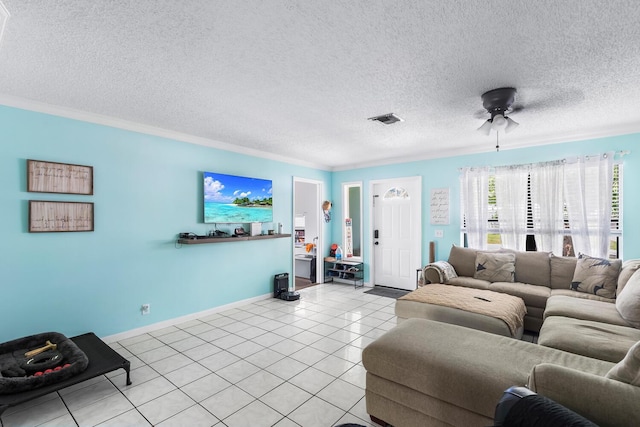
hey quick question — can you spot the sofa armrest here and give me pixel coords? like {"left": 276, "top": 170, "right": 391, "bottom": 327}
{"left": 528, "top": 363, "right": 640, "bottom": 427}
{"left": 420, "top": 261, "right": 458, "bottom": 284}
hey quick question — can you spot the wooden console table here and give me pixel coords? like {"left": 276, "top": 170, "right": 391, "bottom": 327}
{"left": 177, "top": 233, "right": 291, "bottom": 245}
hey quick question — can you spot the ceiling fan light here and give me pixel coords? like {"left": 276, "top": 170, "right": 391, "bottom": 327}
{"left": 477, "top": 119, "right": 493, "bottom": 135}
{"left": 491, "top": 114, "right": 507, "bottom": 131}
{"left": 505, "top": 117, "right": 519, "bottom": 133}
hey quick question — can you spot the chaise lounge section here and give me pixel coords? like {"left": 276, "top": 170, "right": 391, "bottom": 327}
{"left": 362, "top": 318, "right": 640, "bottom": 427}
{"left": 365, "top": 247, "right": 640, "bottom": 426}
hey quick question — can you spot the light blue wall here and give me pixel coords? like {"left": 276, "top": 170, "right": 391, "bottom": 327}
{"left": 332, "top": 135, "right": 639, "bottom": 282}
{"left": 2, "top": 103, "right": 637, "bottom": 342}
{"left": 0, "top": 106, "right": 331, "bottom": 343}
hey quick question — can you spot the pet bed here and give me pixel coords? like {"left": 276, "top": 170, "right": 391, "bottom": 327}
{"left": 0, "top": 332, "right": 130, "bottom": 416}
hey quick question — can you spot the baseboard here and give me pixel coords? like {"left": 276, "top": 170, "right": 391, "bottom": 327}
{"left": 101, "top": 292, "right": 272, "bottom": 344}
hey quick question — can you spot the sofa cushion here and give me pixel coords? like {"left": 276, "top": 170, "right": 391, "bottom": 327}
{"left": 616, "top": 269, "right": 640, "bottom": 328}
{"left": 549, "top": 254, "right": 577, "bottom": 290}
{"left": 539, "top": 316, "right": 640, "bottom": 363}
{"left": 500, "top": 249, "right": 551, "bottom": 287}
{"left": 571, "top": 254, "right": 621, "bottom": 299}
{"left": 528, "top": 363, "right": 640, "bottom": 427}
{"left": 550, "top": 289, "right": 616, "bottom": 303}
{"left": 488, "top": 282, "right": 550, "bottom": 308}
{"left": 605, "top": 341, "right": 640, "bottom": 386}
{"left": 473, "top": 252, "right": 515, "bottom": 283}
{"left": 447, "top": 276, "right": 491, "bottom": 290}
{"left": 618, "top": 259, "right": 640, "bottom": 296}
{"left": 447, "top": 245, "right": 478, "bottom": 278}
{"left": 544, "top": 295, "right": 628, "bottom": 327}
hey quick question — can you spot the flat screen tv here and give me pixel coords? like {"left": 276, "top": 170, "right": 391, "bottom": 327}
{"left": 204, "top": 172, "right": 273, "bottom": 223}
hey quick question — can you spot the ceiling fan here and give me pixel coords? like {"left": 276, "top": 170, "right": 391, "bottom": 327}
{"left": 476, "top": 87, "right": 520, "bottom": 135}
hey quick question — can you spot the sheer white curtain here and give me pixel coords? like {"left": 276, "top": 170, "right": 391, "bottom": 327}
{"left": 460, "top": 167, "right": 490, "bottom": 250}
{"left": 563, "top": 152, "right": 614, "bottom": 258}
{"left": 494, "top": 165, "right": 529, "bottom": 251}
{"left": 530, "top": 160, "right": 565, "bottom": 254}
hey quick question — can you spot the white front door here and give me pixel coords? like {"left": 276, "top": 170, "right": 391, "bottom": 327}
{"left": 372, "top": 177, "right": 422, "bottom": 290}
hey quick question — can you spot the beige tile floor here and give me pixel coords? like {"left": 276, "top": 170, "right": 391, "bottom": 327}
{"left": 1, "top": 284, "right": 397, "bottom": 427}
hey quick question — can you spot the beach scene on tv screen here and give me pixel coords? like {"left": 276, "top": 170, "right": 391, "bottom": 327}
{"left": 204, "top": 172, "right": 273, "bottom": 223}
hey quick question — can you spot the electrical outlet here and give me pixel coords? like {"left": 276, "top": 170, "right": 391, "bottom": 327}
{"left": 141, "top": 304, "right": 150, "bottom": 315}
{"left": 435, "top": 230, "right": 444, "bottom": 238}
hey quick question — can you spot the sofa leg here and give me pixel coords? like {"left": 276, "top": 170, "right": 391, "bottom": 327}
{"left": 370, "top": 415, "right": 391, "bottom": 426}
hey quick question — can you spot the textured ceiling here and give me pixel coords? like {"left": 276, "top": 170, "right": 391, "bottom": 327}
{"left": 0, "top": 1, "right": 639, "bottom": 170}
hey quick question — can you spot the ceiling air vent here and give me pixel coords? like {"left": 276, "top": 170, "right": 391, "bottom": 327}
{"left": 368, "top": 113, "right": 403, "bottom": 125}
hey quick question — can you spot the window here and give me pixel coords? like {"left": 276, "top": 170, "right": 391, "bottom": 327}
{"left": 461, "top": 156, "right": 621, "bottom": 258}
{"left": 383, "top": 187, "right": 409, "bottom": 200}
{"left": 343, "top": 182, "right": 362, "bottom": 258}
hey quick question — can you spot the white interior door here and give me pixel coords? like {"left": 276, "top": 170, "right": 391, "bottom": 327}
{"left": 372, "top": 177, "right": 421, "bottom": 290}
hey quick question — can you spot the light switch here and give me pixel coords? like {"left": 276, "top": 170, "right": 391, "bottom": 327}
{"left": 435, "top": 230, "right": 444, "bottom": 238}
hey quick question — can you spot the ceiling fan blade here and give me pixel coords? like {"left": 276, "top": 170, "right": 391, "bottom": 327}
{"left": 473, "top": 109, "right": 489, "bottom": 119}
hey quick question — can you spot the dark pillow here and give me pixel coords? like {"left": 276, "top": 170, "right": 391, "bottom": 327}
{"left": 571, "top": 254, "right": 621, "bottom": 299}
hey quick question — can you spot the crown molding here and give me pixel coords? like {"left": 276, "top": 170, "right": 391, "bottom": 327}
{"left": 0, "top": 94, "right": 333, "bottom": 171}
{"left": 332, "top": 122, "right": 640, "bottom": 171}
{"left": 2, "top": 93, "right": 637, "bottom": 173}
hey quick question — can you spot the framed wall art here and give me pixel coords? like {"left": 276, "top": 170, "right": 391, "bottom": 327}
{"left": 430, "top": 187, "right": 450, "bottom": 225}
{"left": 29, "top": 201, "right": 94, "bottom": 232}
{"left": 27, "top": 159, "right": 93, "bottom": 195}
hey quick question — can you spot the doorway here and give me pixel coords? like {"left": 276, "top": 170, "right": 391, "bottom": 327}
{"left": 370, "top": 176, "right": 422, "bottom": 291}
{"left": 293, "top": 177, "right": 323, "bottom": 290}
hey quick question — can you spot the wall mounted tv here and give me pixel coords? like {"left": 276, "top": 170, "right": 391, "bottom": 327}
{"left": 204, "top": 172, "right": 273, "bottom": 223}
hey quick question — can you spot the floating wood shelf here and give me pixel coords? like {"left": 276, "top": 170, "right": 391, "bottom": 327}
{"left": 177, "top": 234, "right": 291, "bottom": 245}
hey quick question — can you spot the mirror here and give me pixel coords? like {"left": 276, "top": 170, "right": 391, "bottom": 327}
{"left": 343, "top": 182, "right": 362, "bottom": 258}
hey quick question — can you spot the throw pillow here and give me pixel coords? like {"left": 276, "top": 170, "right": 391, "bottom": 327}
{"left": 571, "top": 254, "right": 621, "bottom": 299}
{"left": 422, "top": 261, "right": 458, "bottom": 284}
{"left": 605, "top": 341, "right": 640, "bottom": 386}
{"left": 473, "top": 252, "right": 515, "bottom": 283}
{"left": 617, "top": 259, "right": 640, "bottom": 296}
{"left": 616, "top": 269, "right": 640, "bottom": 328}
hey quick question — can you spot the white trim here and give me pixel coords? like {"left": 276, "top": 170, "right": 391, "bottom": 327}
{"left": 101, "top": 292, "right": 272, "bottom": 344}
{"left": 292, "top": 176, "right": 324, "bottom": 285}
{"left": 2, "top": 93, "right": 637, "bottom": 173}
{"left": 332, "top": 127, "right": 640, "bottom": 172}
{"left": 342, "top": 181, "right": 363, "bottom": 262}
{"left": 0, "top": 94, "right": 332, "bottom": 171}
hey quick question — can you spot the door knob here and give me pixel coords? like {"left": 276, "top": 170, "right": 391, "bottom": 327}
{"left": 374, "top": 241, "right": 379, "bottom": 245}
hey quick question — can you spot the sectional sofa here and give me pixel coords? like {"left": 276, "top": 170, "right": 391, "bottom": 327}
{"left": 363, "top": 246, "right": 640, "bottom": 426}
{"left": 412, "top": 246, "right": 640, "bottom": 333}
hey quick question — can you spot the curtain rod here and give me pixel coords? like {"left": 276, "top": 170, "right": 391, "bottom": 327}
{"left": 458, "top": 150, "right": 631, "bottom": 171}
